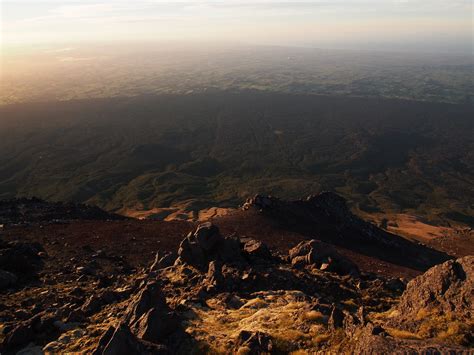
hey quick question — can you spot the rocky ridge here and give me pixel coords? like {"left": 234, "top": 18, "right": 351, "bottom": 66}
{"left": 0, "top": 197, "right": 125, "bottom": 226}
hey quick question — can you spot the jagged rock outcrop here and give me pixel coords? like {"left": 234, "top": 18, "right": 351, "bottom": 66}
{"left": 124, "top": 281, "right": 177, "bottom": 340}
{"left": 243, "top": 192, "right": 351, "bottom": 220}
{"left": 93, "top": 281, "right": 178, "bottom": 354}
{"left": 351, "top": 256, "right": 474, "bottom": 352}
{"left": 241, "top": 192, "right": 450, "bottom": 273}
{"left": 0, "top": 194, "right": 468, "bottom": 354}
{"left": 0, "top": 197, "right": 125, "bottom": 225}
{"left": 393, "top": 255, "right": 473, "bottom": 318}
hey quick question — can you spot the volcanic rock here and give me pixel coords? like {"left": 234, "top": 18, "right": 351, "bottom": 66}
{"left": 123, "top": 281, "right": 178, "bottom": 343}
{"left": 177, "top": 223, "right": 243, "bottom": 269}
{"left": 131, "top": 307, "right": 178, "bottom": 343}
{"left": 394, "top": 256, "right": 473, "bottom": 318}
{"left": 124, "top": 282, "right": 168, "bottom": 325}
{"left": 243, "top": 239, "right": 272, "bottom": 260}
{"left": 99, "top": 324, "right": 145, "bottom": 355}
{"left": 204, "top": 260, "right": 224, "bottom": 292}
{"left": 149, "top": 252, "right": 176, "bottom": 272}
{"left": 288, "top": 239, "right": 359, "bottom": 275}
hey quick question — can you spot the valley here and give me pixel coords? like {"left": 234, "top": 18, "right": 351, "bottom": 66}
{"left": 0, "top": 92, "right": 472, "bottom": 228}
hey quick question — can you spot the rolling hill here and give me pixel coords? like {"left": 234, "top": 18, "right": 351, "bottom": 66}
{"left": 0, "top": 91, "right": 472, "bottom": 226}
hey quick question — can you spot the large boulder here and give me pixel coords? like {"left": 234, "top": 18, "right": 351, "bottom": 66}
{"left": 177, "top": 222, "right": 243, "bottom": 269}
{"left": 391, "top": 256, "right": 473, "bottom": 321}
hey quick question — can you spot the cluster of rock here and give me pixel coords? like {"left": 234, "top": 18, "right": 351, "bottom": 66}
{"left": 288, "top": 239, "right": 359, "bottom": 276}
{"left": 1, "top": 221, "right": 472, "bottom": 354}
{"left": 350, "top": 256, "right": 474, "bottom": 352}
{"left": 93, "top": 281, "right": 178, "bottom": 354}
{"left": 242, "top": 192, "right": 350, "bottom": 218}
{"left": 176, "top": 222, "right": 244, "bottom": 269}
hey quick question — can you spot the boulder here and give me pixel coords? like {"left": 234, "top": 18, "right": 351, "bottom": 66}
{"left": 123, "top": 281, "right": 178, "bottom": 344}
{"left": 242, "top": 195, "right": 276, "bottom": 211}
{"left": 124, "top": 282, "right": 168, "bottom": 325}
{"left": 394, "top": 256, "right": 473, "bottom": 318}
{"left": 288, "top": 239, "right": 359, "bottom": 276}
{"left": 194, "top": 222, "right": 220, "bottom": 251}
{"left": 100, "top": 324, "right": 145, "bottom": 355}
{"left": 243, "top": 240, "right": 272, "bottom": 260}
{"left": 177, "top": 223, "right": 243, "bottom": 269}
{"left": 2, "top": 313, "right": 59, "bottom": 350}
{"left": 131, "top": 307, "right": 178, "bottom": 343}
{"left": 3, "top": 323, "right": 35, "bottom": 349}
{"left": 16, "top": 343, "right": 44, "bottom": 355}
{"left": 95, "top": 323, "right": 168, "bottom": 355}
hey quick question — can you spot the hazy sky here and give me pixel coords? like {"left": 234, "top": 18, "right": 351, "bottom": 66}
{"left": 1, "top": 0, "right": 473, "bottom": 53}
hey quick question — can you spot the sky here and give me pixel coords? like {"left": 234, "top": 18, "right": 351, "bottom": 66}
{"left": 0, "top": 0, "right": 473, "bottom": 54}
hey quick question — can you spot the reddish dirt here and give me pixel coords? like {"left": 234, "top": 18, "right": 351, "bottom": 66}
{"left": 2, "top": 208, "right": 463, "bottom": 280}
{"left": 1, "top": 220, "right": 194, "bottom": 271}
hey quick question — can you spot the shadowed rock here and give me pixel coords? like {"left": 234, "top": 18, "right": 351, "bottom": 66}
{"left": 124, "top": 281, "right": 178, "bottom": 344}
{"left": 243, "top": 239, "right": 272, "bottom": 260}
{"left": 234, "top": 330, "right": 274, "bottom": 354}
{"left": 95, "top": 324, "right": 170, "bottom": 355}
{"left": 177, "top": 222, "right": 243, "bottom": 269}
{"left": 289, "top": 239, "right": 359, "bottom": 276}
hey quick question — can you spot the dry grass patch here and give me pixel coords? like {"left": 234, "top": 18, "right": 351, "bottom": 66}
{"left": 314, "top": 333, "right": 331, "bottom": 344}
{"left": 386, "top": 327, "right": 422, "bottom": 340}
{"left": 183, "top": 290, "right": 329, "bottom": 353}
{"left": 304, "top": 310, "right": 326, "bottom": 323}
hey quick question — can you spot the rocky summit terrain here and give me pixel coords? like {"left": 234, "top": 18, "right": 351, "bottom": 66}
{"left": 0, "top": 193, "right": 472, "bottom": 354}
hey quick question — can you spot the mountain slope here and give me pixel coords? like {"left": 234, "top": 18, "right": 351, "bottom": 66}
{"left": 0, "top": 92, "right": 472, "bottom": 226}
